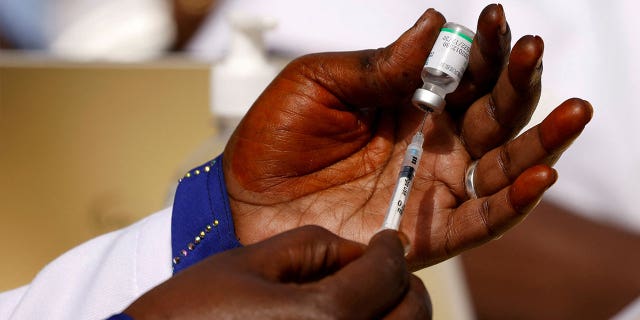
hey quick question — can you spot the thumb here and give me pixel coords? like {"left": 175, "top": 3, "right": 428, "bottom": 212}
{"left": 309, "top": 229, "right": 412, "bottom": 319}
{"left": 241, "top": 225, "right": 366, "bottom": 282}
{"left": 287, "top": 9, "right": 445, "bottom": 109}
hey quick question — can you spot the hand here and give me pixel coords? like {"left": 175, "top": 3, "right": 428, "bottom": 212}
{"left": 124, "top": 226, "right": 431, "bottom": 319}
{"left": 223, "top": 4, "right": 593, "bottom": 269}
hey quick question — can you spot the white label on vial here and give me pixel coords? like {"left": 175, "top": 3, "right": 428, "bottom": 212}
{"left": 425, "top": 28, "right": 473, "bottom": 82}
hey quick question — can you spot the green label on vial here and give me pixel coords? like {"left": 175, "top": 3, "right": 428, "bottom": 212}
{"left": 440, "top": 27, "right": 473, "bottom": 43}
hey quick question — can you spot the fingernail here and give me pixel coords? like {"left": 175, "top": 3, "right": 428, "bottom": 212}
{"left": 549, "top": 168, "right": 558, "bottom": 186}
{"left": 530, "top": 55, "right": 543, "bottom": 87}
{"left": 398, "top": 232, "right": 411, "bottom": 256}
{"left": 425, "top": 8, "right": 442, "bottom": 18}
{"left": 497, "top": 4, "right": 508, "bottom": 35}
{"left": 415, "top": 8, "right": 443, "bottom": 30}
{"left": 535, "top": 50, "right": 544, "bottom": 71}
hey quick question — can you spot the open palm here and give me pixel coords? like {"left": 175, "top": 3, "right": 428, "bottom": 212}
{"left": 223, "top": 5, "right": 592, "bottom": 269}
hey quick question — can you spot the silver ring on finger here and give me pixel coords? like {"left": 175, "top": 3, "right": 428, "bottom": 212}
{"left": 465, "top": 160, "right": 479, "bottom": 199}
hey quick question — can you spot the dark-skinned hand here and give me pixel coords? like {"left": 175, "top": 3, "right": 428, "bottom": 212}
{"left": 223, "top": 4, "right": 593, "bottom": 269}
{"left": 124, "top": 226, "right": 431, "bottom": 320}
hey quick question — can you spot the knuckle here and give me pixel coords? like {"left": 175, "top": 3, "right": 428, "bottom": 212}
{"left": 443, "top": 213, "right": 457, "bottom": 257}
{"left": 485, "top": 95, "right": 499, "bottom": 123}
{"left": 497, "top": 145, "right": 513, "bottom": 180}
{"left": 478, "top": 198, "right": 496, "bottom": 238}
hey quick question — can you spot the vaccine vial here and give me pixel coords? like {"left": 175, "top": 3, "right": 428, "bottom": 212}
{"left": 412, "top": 22, "right": 475, "bottom": 114}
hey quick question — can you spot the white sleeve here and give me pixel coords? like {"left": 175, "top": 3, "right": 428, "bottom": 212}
{"left": 0, "top": 208, "right": 173, "bottom": 320}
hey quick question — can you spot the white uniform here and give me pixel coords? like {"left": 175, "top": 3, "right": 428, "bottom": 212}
{"left": 0, "top": 209, "right": 172, "bottom": 319}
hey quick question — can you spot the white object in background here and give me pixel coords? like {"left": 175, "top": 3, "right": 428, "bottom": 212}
{"left": 0, "top": 0, "right": 175, "bottom": 61}
{"left": 211, "top": 11, "right": 278, "bottom": 120}
{"left": 49, "top": 0, "right": 175, "bottom": 61}
{"left": 208, "top": 11, "right": 280, "bottom": 151}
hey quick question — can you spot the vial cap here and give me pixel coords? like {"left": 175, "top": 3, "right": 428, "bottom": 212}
{"left": 412, "top": 88, "right": 445, "bottom": 114}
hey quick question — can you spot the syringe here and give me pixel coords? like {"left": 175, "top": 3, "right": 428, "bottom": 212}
{"left": 381, "top": 113, "right": 428, "bottom": 230}
{"left": 380, "top": 21, "right": 473, "bottom": 230}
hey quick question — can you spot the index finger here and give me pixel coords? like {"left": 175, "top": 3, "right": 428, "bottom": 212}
{"left": 446, "top": 4, "right": 512, "bottom": 115}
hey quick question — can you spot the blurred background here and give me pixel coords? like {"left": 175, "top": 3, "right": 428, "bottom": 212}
{"left": 1, "top": 0, "right": 639, "bottom": 319}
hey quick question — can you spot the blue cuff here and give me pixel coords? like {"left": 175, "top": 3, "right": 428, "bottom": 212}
{"left": 170, "top": 154, "right": 242, "bottom": 274}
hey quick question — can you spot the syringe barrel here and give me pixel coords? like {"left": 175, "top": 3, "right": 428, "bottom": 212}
{"left": 381, "top": 133, "right": 424, "bottom": 230}
{"left": 401, "top": 141, "right": 423, "bottom": 168}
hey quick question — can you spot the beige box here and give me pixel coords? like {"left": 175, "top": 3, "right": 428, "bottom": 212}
{"left": 0, "top": 54, "right": 213, "bottom": 291}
